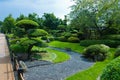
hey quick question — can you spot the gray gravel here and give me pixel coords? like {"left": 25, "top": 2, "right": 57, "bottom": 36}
{"left": 24, "top": 47, "right": 94, "bottom": 80}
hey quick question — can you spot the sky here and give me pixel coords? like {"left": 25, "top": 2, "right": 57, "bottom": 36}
{"left": 0, "top": 0, "right": 74, "bottom": 21}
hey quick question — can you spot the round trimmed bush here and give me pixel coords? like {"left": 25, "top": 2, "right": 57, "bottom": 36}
{"left": 58, "top": 36, "right": 67, "bottom": 42}
{"left": 100, "top": 57, "right": 120, "bottom": 80}
{"left": 83, "top": 44, "right": 109, "bottom": 61}
{"left": 68, "top": 37, "right": 80, "bottom": 43}
{"left": 28, "top": 29, "right": 48, "bottom": 37}
{"left": 114, "top": 47, "right": 120, "bottom": 58}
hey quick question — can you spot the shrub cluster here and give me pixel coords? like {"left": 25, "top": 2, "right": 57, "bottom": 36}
{"left": 68, "top": 37, "right": 80, "bottom": 43}
{"left": 80, "top": 40, "right": 120, "bottom": 47}
{"left": 100, "top": 57, "right": 120, "bottom": 80}
{"left": 114, "top": 47, "right": 120, "bottom": 58}
{"left": 83, "top": 44, "right": 109, "bottom": 61}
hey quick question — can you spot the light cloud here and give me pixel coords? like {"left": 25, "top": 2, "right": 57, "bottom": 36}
{"left": 0, "top": 0, "right": 74, "bottom": 21}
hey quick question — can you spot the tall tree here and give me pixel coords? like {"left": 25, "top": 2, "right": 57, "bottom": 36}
{"left": 1, "top": 14, "right": 15, "bottom": 34}
{"left": 42, "top": 13, "right": 63, "bottom": 30}
{"left": 69, "top": 0, "right": 120, "bottom": 37}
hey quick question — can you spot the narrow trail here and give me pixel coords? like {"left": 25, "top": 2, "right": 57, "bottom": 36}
{"left": 24, "top": 47, "right": 94, "bottom": 80}
{"left": 0, "top": 34, "right": 15, "bottom": 80}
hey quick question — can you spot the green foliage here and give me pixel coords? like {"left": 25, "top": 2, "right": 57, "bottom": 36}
{"left": 41, "top": 36, "right": 47, "bottom": 40}
{"left": 70, "top": 0, "right": 120, "bottom": 38}
{"left": 15, "top": 19, "right": 39, "bottom": 30}
{"left": 83, "top": 44, "right": 109, "bottom": 61}
{"left": 68, "top": 37, "right": 80, "bottom": 43}
{"left": 42, "top": 13, "right": 63, "bottom": 30}
{"left": 57, "top": 36, "right": 67, "bottom": 42}
{"left": 1, "top": 14, "right": 15, "bottom": 34}
{"left": 28, "top": 29, "right": 48, "bottom": 37}
{"left": 103, "top": 34, "right": 120, "bottom": 40}
{"left": 114, "top": 47, "right": 120, "bottom": 58}
{"left": 100, "top": 57, "right": 120, "bottom": 80}
{"left": 66, "top": 48, "right": 116, "bottom": 80}
{"left": 10, "top": 44, "right": 27, "bottom": 54}
{"left": 10, "top": 39, "right": 20, "bottom": 44}
{"left": 62, "top": 32, "right": 71, "bottom": 38}
{"left": 80, "top": 40, "right": 120, "bottom": 47}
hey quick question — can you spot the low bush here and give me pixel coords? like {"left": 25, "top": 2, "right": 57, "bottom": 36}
{"left": 80, "top": 40, "right": 120, "bottom": 47}
{"left": 100, "top": 57, "right": 120, "bottom": 80}
{"left": 114, "top": 47, "right": 120, "bottom": 58}
{"left": 83, "top": 44, "right": 109, "bottom": 61}
{"left": 71, "top": 34, "right": 78, "bottom": 37}
{"left": 57, "top": 36, "right": 67, "bottom": 42}
{"left": 62, "top": 32, "right": 71, "bottom": 38}
{"left": 68, "top": 37, "right": 80, "bottom": 43}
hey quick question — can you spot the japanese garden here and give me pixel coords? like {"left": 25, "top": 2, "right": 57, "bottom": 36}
{"left": 0, "top": 0, "right": 120, "bottom": 80}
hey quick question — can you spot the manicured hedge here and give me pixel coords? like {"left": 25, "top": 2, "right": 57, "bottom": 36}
{"left": 102, "top": 34, "right": 120, "bottom": 40}
{"left": 80, "top": 40, "right": 120, "bottom": 47}
{"left": 83, "top": 44, "right": 109, "bottom": 61}
{"left": 68, "top": 37, "right": 80, "bottom": 43}
{"left": 100, "top": 57, "right": 120, "bottom": 80}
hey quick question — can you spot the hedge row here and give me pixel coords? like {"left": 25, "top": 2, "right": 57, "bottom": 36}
{"left": 102, "top": 34, "right": 120, "bottom": 40}
{"left": 80, "top": 40, "right": 120, "bottom": 47}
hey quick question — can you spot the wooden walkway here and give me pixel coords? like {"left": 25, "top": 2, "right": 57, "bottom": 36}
{"left": 0, "top": 34, "right": 15, "bottom": 80}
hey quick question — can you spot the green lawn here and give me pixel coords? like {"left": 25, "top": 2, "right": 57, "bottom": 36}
{"left": 66, "top": 49, "right": 116, "bottom": 80}
{"left": 32, "top": 46, "right": 70, "bottom": 63}
{"left": 49, "top": 41, "right": 116, "bottom": 80}
{"left": 47, "top": 48, "right": 70, "bottom": 63}
{"left": 49, "top": 41, "right": 85, "bottom": 53}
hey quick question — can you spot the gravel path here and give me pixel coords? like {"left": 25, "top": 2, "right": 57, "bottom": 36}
{"left": 24, "top": 47, "right": 94, "bottom": 80}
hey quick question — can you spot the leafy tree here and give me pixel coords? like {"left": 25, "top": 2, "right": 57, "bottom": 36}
{"left": 16, "top": 14, "right": 27, "bottom": 21}
{"left": 1, "top": 14, "right": 15, "bottom": 34}
{"left": 42, "top": 13, "right": 63, "bottom": 30}
{"left": 69, "top": 0, "right": 120, "bottom": 38}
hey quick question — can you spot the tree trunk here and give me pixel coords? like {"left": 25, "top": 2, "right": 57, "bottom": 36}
{"left": 27, "top": 45, "right": 33, "bottom": 59}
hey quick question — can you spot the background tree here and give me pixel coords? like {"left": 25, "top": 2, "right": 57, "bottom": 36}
{"left": 1, "top": 14, "right": 15, "bottom": 34}
{"left": 69, "top": 0, "right": 120, "bottom": 39}
{"left": 42, "top": 13, "right": 63, "bottom": 30}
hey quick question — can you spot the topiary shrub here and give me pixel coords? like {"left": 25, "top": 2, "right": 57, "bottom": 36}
{"left": 114, "top": 47, "right": 120, "bottom": 58}
{"left": 62, "top": 32, "right": 71, "bottom": 38}
{"left": 100, "top": 56, "right": 120, "bottom": 80}
{"left": 57, "top": 36, "right": 67, "bottom": 42}
{"left": 83, "top": 44, "right": 109, "bottom": 61}
{"left": 28, "top": 29, "right": 48, "bottom": 37}
{"left": 68, "top": 37, "right": 80, "bottom": 43}
{"left": 71, "top": 34, "right": 78, "bottom": 37}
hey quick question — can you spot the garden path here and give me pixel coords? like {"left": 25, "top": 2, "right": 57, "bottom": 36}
{"left": 24, "top": 47, "right": 94, "bottom": 80}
